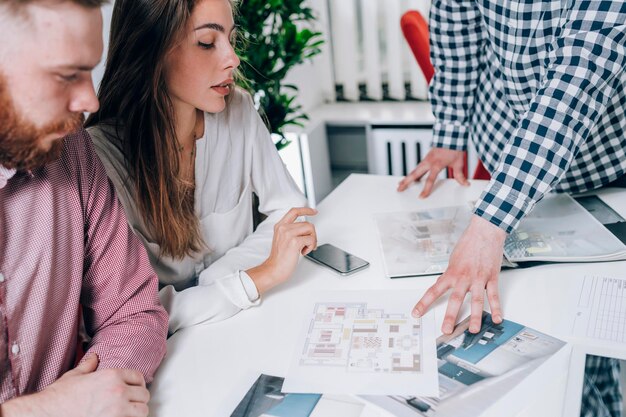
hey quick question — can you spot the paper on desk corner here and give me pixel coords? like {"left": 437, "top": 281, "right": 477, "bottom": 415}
{"left": 563, "top": 275, "right": 626, "bottom": 346}
{"left": 282, "top": 290, "right": 439, "bottom": 396}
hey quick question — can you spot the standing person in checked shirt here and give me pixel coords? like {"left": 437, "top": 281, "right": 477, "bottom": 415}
{"left": 397, "top": 1, "right": 626, "bottom": 416}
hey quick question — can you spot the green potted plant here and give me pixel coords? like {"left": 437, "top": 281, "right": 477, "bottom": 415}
{"left": 235, "top": 0, "right": 324, "bottom": 150}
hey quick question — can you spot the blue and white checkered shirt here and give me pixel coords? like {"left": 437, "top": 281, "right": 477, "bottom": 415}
{"left": 429, "top": 0, "right": 626, "bottom": 233}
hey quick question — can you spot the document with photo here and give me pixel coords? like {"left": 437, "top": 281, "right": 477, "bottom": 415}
{"left": 374, "top": 193, "right": 626, "bottom": 278}
{"left": 361, "top": 312, "right": 568, "bottom": 417}
{"left": 230, "top": 374, "right": 321, "bottom": 417}
{"left": 231, "top": 374, "right": 375, "bottom": 417}
{"left": 374, "top": 205, "right": 473, "bottom": 278}
{"left": 504, "top": 194, "right": 626, "bottom": 263}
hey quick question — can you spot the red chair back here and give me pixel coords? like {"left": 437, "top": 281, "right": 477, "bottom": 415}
{"left": 401, "top": 11, "right": 435, "bottom": 83}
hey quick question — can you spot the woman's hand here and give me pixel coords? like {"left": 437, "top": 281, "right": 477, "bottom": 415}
{"left": 246, "top": 207, "right": 318, "bottom": 295}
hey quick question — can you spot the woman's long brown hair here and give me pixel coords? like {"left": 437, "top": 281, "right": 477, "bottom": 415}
{"left": 86, "top": 0, "right": 204, "bottom": 259}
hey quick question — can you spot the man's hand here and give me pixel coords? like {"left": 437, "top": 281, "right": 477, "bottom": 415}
{"left": 1, "top": 354, "right": 150, "bottom": 417}
{"left": 412, "top": 215, "right": 507, "bottom": 334}
{"left": 397, "top": 147, "right": 469, "bottom": 197}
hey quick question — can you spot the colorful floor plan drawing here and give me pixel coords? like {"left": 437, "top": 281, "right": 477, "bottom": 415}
{"left": 300, "top": 302, "right": 423, "bottom": 374}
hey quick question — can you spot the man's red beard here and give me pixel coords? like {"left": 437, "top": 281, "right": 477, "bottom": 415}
{"left": 0, "top": 73, "right": 85, "bottom": 171}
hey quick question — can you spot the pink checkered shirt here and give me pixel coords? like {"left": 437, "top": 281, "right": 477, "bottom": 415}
{"left": 0, "top": 129, "right": 168, "bottom": 402}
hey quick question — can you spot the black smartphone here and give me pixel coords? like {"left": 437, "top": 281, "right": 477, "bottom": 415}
{"left": 304, "top": 243, "right": 370, "bottom": 276}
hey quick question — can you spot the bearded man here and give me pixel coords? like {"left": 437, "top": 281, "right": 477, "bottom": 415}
{"left": 0, "top": 2, "right": 168, "bottom": 416}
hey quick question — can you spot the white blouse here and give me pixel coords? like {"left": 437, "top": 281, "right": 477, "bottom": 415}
{"left": 88, "top": 88, "right": 307, "bottom": 333}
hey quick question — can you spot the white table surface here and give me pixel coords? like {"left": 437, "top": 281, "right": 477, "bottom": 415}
{"left": 148, "top": 174, "right": 626, "bottom": 417}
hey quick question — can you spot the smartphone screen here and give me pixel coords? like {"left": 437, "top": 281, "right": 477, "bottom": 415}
{"left": 305, "top": 244, "right": 369, "bottom": 275}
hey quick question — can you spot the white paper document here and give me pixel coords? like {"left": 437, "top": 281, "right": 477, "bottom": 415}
{"left": 570, "top": 275, "right": 626, "bottom": 343}
{"left": 282, "top": 291, "right": 439, "bottom": 396}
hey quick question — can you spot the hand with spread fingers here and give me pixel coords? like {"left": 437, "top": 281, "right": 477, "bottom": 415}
{"left": 412, "top": 215, "right": 507, "bottom": 335}
{"left": 397, "top": 147, "right": 469, "bottom": 198}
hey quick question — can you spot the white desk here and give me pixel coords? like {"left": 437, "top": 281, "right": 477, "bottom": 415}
{"left": 149, "top": 175, "right": 626, "bottom": 417}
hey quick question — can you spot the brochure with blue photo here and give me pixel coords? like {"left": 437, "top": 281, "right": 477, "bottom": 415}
{"left": 230, "top": 374, "right": 321, "bottom": 417}
{"left": 362, "top": 312, "right": 567, "bottom": 417}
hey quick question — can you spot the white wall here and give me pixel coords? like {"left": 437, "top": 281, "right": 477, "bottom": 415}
{"left": 281, "top": 0, "right": 335, "bottom": 113}
{"left": 92, "top": 3, "right": 113, "bottom": 92}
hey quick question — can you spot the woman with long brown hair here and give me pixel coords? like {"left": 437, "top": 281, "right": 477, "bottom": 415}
{"left": 85, "top": 0, "right": 317, "bottom": 334}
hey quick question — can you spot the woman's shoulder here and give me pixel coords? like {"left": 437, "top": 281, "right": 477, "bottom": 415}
{"left": 87, "top": 121, "right": 124, "bottom": 152}
{"left": 85, "top": 121, "right": 130, "bottom": 185}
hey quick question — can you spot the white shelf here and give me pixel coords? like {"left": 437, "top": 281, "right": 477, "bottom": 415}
{"left": 287, "top": 100, "right": 435, "bottom": 134}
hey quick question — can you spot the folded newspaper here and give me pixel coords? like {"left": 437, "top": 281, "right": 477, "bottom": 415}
{"left": 230, "top": 374, "right": 321, "bottom": 417}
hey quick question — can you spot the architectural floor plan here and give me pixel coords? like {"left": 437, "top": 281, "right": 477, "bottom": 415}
{"left": 376, "top": 194, "right": 626, "bottom": 277}
{"left": 283, "top": 291, "right": 439, "bottom": 396}
{"left": 300, "top": 302, "right": 422, "bottom": 373}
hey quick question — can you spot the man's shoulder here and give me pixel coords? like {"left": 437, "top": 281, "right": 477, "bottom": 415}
{"left": 35, "top": 127, "right": 110, "bottom": 199}
{"left": 55, "top": 127, "right": 99, "bottom": 175}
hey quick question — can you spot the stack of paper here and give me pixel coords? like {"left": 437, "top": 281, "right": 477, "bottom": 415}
{"left": 505, "top": 194, "right": 626, "bottom": 262}
{"left": 361, "top": 312, "right": 568, "bottom": 417}
{"left": 231, "top": 311, "right": 568, "bottom": 417}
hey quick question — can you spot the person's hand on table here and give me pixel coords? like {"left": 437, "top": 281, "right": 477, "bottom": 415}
{"left": 397, "top": 147, "right": 469, "bottom": 197}
{"left": 0, "top": 354, "right": 150, "bottom": 417}
{"left": 412, "top": 215, "right": 507, "bottom": 334}
{"left": 247, "top": 207, "right": 318, "bottom": 295}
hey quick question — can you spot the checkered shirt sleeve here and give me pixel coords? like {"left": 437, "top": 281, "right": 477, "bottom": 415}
{"left": 429, "top": 0, "right": 487, "bottom": 151}
{"left": 431, "top": 0, "right": 626, "bottom": 233}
